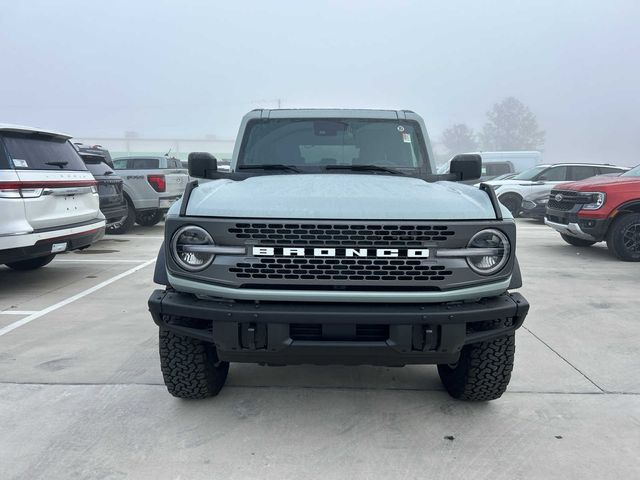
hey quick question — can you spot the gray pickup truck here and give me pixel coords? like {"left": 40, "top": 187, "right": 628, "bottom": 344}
{"left": 149, "top": 109, "right": 529, "bottom": 402}
{"left": 111, "top": 156, "right": 189, "bottom": 233}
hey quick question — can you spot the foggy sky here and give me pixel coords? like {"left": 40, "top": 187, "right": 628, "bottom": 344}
{"left": 1, "top": 0, "right": 639, "bottom": 165}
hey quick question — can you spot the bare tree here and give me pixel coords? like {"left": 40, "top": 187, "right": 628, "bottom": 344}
{"left": 441, "top": 123, "right": 479, "bottom": 156}
{"left": 480, "top": 97, "right": 545, "bottom": 150}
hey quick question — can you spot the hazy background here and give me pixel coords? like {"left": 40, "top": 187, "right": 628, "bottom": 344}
{"left": 1, "top": 0, "right": 639, "bottom": 164}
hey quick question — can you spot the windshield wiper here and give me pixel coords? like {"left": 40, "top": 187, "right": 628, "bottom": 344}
{"left": 45, "top": 161, "right": 68, "bottom": 168}
{"left": 325, "top": 164, "right": 405, "bottom": 175}
{"left": 238, "top": 164, "right": 300, "bottom": 172}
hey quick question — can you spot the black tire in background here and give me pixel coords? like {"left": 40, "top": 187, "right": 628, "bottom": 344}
{"left": 437, "top": 334, "right": 515, "bottom": 401}
{"left": 159, "top": 327, "right": 229, "bottom": 399}
{"left": 107, "top": 201, "right": 136, "bottom": 235}
{"left": 560, "top": 233, "right": 597, "bottom": 247}
{"left": 606, "top": 213, "right": 640, "bottom": 262}
{"left": 5, "top": 254, "right": 56, "bottom": 270}
{"left": 498, "top": 194, "right": 522, "bottom": 217}
{"left": 136, "top": 209, "right": 164, "bottom": 227}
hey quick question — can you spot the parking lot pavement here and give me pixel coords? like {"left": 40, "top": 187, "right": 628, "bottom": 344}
{"left": 1, "top": 220, "right": 639, "bottom": 479}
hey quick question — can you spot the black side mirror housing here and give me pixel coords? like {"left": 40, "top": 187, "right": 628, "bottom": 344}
{"left": 188, "top": 152, "right": 218, "bottom": 179}
{"left": 450, "top": 154, "right": 482, "bottom": 181}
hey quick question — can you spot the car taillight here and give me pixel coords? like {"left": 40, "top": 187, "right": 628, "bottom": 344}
{"left": 147, "top": 174, "right": 166, "bottom": 192}
{"left": 0, "top": 180, "right": 97, "bottom": 198}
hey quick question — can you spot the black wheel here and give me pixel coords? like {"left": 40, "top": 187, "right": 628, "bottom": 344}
{"left": 159, "top": 327, "right": 229, "bottom": 399}
{"left": 560, "top": 233, "right": 596, "bottom": 247}
{"left": 438, "top": 334, "right": 515, "bottom": 401}
{"left": 498, "top": 194, "right": 522, "bottom": 217}
{"left": 606, "top": 213, "right": 640, "bottom": 262}
{"left": 5, "top": 254, "right": 56, "bottom": 270}
{"left": 136, "top": 209, "right": 163, "bottom": 227}
{"left": 107, "top": 201, "right": 136, "bottom": 234}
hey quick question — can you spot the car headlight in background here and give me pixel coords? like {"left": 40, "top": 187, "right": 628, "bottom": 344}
{"left": 581, "top": 192, "right": 606, "bottom": 210}
{"left": 436, "top": 228, "right": 510, "bottom": 275}
{"left": 171, "top": 225, "right": 216, "bottom": 271}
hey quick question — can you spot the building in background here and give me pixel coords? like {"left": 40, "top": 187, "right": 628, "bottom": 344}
{"left": 75, "top": 133, "right": 236, "bottom": 163}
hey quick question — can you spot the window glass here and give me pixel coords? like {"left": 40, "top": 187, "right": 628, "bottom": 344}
{"left": 2, "top": 133, "right": 87, "bottom": 171}
{"left": 568, "top": 166, "right": 597, "bottom": 181}
{"left": 622, "top": 165, "right": 640, "bottom": 177}
{"left": 238, "top": 119, "right": 428, "bottom": 171}
{"left": 512, "top": 166, "right": 547, "bottom": 180}
{"left": 538, "top": 166, "right": 567, "bottom": 181}
{"left": 130, "top": 158, "right": 159, "bottom": 169}
{"left": 598, "top": 166, "right": 624, "bottom": 175}
{"left": 113, "top": 159, "right": 128, "bottom": 169}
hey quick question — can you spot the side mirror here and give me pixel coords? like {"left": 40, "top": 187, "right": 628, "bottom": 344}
{"left": 188, "top": 152, "right": 218, "bottom": 179}
{"left": 450, "top": 154, "right": 482, "bottom": 181}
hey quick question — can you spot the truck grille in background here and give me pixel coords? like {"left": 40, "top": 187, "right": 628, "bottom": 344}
{"left": 229, "top": 258, "right": 453, "bottom": 282}
{"left": 547, "top": 190, "right": 591, "bottom": 211}
{"left": 228, "top": 223, "right": 454, "bottom": 247}
{"left": 290, "top": 323, "right": 390, "bottom": 342}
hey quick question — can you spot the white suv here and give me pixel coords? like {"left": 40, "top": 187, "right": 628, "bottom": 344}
{"left": 0, "top": 124, "right": 105, "bottom": 270}
{"left": 478, "top": 163, "right": 629, "bottom": 216}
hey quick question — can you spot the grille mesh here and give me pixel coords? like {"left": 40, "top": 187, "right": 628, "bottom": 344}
{"left": 228, "top": 223, "right": 454, "bottom": 246}
{"left": 229, "top": 258, "right": 453, "bottom": 282}
{"left": 548, "top": 190, "right": 590, "bottom": 211}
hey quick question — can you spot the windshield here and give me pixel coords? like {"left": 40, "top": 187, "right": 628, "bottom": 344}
{"left": 622, "top": 165, "right": 640, "bottom": 177}
{"left": 237, "top": 119, "right": 428, "bottom": 172}
{"left": 511, "top": 165, "right": 547, "bottom": 180}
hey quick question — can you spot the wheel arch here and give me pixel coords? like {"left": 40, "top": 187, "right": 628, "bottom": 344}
{"left": 615, "top": 199, "right": 640, "bottom": 215}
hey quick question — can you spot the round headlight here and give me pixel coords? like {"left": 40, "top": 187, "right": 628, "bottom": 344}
{"left": 466, "top": 229, "right": 510, "bottom": 275}
{"left": 171, "top": 226, "right": 215, "bottom": 271}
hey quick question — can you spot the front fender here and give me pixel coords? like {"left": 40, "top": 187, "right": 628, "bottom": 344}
{"left": 153, "top": 242, "right": 170, "bottom": 286}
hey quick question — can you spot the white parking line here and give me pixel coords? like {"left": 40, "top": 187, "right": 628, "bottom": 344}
{"left": 0, "top": 311, "right": 39, "bottom": 315}
{"left": 0, "top": 259, "right": 155, "bottom": 337}
{"left": 102, "top": 235, "right": 164, "bottom": 240}
{"left": 54, "top": 258, "right": 155, "bottom": 263}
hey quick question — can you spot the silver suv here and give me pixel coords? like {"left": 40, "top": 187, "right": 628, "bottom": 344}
{"left": 0, "top": 124, "right": 105, "bottom": 270}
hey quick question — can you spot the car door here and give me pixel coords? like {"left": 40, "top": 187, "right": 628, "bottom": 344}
{"left": 2, "top": 132, "right": 101, "bottom": 231}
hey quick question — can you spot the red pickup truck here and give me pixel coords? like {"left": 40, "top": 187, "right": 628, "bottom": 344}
{"left": 544, "top": 165, "right": 640, "bottom": 261}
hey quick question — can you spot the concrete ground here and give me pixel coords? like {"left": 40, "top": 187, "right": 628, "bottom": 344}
{"left": 0, "top": 220, "right": 638, "bottom": 479}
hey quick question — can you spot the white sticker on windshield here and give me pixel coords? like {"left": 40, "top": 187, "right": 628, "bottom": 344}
{"left": 13, "top": 159, "right": 28, "bottom": 168}
{"left": 402, "top": 133, "right": 411, "bottom": 143}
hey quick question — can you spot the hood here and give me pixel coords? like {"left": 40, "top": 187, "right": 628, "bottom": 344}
{"left": 177, "top": 174, "right": 507, "bottom": 220}
{"left": 556, "top": 175, "right": 640, "bottom": 191}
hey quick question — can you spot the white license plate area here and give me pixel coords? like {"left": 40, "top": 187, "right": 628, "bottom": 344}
{"left": 51, "top": 242, "right": 67, "bottom": 253}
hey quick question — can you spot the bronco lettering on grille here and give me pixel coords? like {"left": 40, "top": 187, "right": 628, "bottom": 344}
{"left": 252, "top": 247, "right": 429, "bottom": 258}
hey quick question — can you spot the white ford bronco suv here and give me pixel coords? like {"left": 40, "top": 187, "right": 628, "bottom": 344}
{"left": 0, "top": 124, "right": 105, "bottom": 270}
{"left": 149, "top": 109, "right": 529, "bottom": 401}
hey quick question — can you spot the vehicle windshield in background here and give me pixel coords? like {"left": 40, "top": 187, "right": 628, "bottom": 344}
{"left": 238, "top": 119, "right": 428, "bottom": 172}
{"left": 511, "top": 165, "right": 547, "bottom": 180}
{"left": 622, "top": 165, "right": 640, "bottom": 177}
{"left": 2, "top": 133, "right": 87, "bottom": 171}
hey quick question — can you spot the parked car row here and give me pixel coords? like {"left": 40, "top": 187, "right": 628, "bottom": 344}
{"left": 480, "top": 163, "right": 630, "bottom": 217}
{"left": 0, "top": 124, "right": 189, "bottom": 270}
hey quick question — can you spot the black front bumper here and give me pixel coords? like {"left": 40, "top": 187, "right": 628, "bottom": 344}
{"left": 148, "top": 290, "right": 529, "bottom": 366}
{"left": 545, "top": 207, "right": 610, "bottom": 242}
{"left": 519, "top": 201, "right": 546, "bottom": 219}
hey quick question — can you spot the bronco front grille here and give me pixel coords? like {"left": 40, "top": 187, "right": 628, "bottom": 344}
{"left": 229, "top": 258, "right": 453, "bottom": 282}
{"left": 548, "top": 190, "right": 591, "bottom": 211}
{"left": 228, "top": 223, "right": 454, "bottom": 247}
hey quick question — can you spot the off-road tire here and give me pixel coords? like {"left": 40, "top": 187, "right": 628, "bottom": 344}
{"left": 5, "top": 254, "right": 56, "bottom": 270}
{"left": 136, "top": 209, "right": 163, "bottom": 227}
{"left": 107, "top": 201, "right": 136, "bottom": 234}
{"left": 606, "top": 213, "right": 640, "bottom": 262}
{"left": 438, "top": 334, "right": 515, "bottom": 401}
{"left": 560, "top": 233, "right": 596, "bottom": 247}
{"left": 159, "top": 328, "right": 229, "bottom": 399}
{"left": 498, "top": 194, "right": 522, "bottom": 217}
